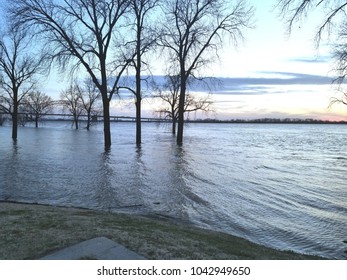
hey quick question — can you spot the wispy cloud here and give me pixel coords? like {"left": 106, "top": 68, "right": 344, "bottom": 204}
{"left": 189, "top": 72, "right": 334, "bottom": 96}
{"left": 114, "top": 73, "right": 334, "bottom": 98}
{"left": 219, "top": 72, "right": 333, "bottom": 86}
{"left": 287, "top": 56, "right": 331, "bottom": 64}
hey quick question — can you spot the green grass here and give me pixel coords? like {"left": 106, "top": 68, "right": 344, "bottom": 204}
{"left": 0, "top": 202, "right": 323, "bottom": 260}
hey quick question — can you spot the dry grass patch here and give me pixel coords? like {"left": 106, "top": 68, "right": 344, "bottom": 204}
{"left": 0, "top": 202, "right": 323, "bottom": 260}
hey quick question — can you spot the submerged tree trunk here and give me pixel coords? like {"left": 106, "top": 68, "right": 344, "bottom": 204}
{"left": 102, "top": 97, "right": 111, "bottom": 149}
{"left": 86, "top": 109, "right": 91, "bottom": 131}
{"left": 135, "top": 48, "right": 141, "bottom": 145}
{"left": 135, "top": 97, "right": 141, "bottom": 145}
{"left": 176, "top": 102, "right": 184, "bottom": 144}
{"left": 12, "top": 103, "right": 18, "bottom": 141}
{"left": 172, "top": 116, "right": 177, "bottom": 135}
{"left": 135, "top": 18, "right": 142, "bottom": 146}
{"left": 73, "top": 113, "right": 79, "bottom": 130}
{"left": 35, "top": 114, "right": 39, "bottom": 128}
{"left": 177, "top": 73, "right": 187, "bottom": 145}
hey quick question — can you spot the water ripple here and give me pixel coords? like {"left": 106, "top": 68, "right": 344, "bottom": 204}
{"left": 1, "top": 123, "right": 347, "bottom": 259}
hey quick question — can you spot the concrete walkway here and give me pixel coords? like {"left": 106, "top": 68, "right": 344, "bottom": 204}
{"left": 40, "top": 237, "right": 146, "bottom": 260}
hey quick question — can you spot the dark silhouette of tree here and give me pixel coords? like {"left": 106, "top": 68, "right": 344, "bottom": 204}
{"left": 155, "top": 75, "right": 180, "bottom": 134}
{"left": 79, "top": 78, "right": 102, "bottom": 130}
{"left": 159, "top": 0, "right": 254, "bottom": 144}
{"left": 333, "top": 22, "right": 347, "bottom": 86}
{"left": 277, "top": 1, "right": 347, "bottom": 109}
{"left": 0, "top": 29, "right": 43, "bottom": 140}
{"left": 155, "top": 75, "right": 213, "bottom": 134}
{"left": 277, "top": 0, "right": 347, "bottom": 43}
{"left": 9, "top": 0, "right": 131, "bottom": 148}
{"left": 329, "top": 87, "right": 347, "bottom": 109}
{"left": 60, "top": 79, "right": 101, "bottom": 130}
{"left": 119, "top": 0, "right": 159, "bottom": 145}
{"left": 61, "top": 84, "right": 84, "bottom": 130}
{"left": 22, "top": 91, "right": 53, "bottom": 127}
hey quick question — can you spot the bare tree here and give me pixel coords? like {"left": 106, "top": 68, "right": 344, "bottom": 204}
{"left": 0, "top": 29, "right": 43, "bottom": 140}
{"left": 277, "top": 1, "right": 347, "bottom": 109}
{"left": 22, "top": 91, "right": 54, "bottom": 127}
{"left": 155, "top": 75, "right": 213, "bottom": 134}
{"left": 155, "top": 75, "right": 180, "bottom": 134}
{"left": 277, "top": 0, "right": 347, "bottom": 43}
{"left": 159, "top": 0, "right": 254, "bottom": 144}
{"left": 9, "top": 0, "right": 132, "bottom": 148}
{"left": 119, "top": 0, "right": 160, "bottom": 145}
{"left": 79, "top": 78, "right": 101, "bottom": 130}
{"left": 329, "top": 87, "right": 347, "bottom": 109}
{"left": 61, "top": 83, "right": 84, "bottom": 130}
{"left": 332, "top": 22, "right": 347, "bottom": 87}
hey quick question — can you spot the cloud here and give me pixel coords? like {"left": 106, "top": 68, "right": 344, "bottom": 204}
{"left": 287, "top": 56, "right": 331, "bottom": 64}
{"left": 188, "top": 72, "right": 334, "bottom": 96}
{"left": 219, "top": 72, "right": 333, "bottom": 86}
{"left": 114, "top": 73, "right": 334, "bottom": 97}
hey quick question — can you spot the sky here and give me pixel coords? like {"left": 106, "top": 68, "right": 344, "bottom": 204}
{"left": 122, "top": 0, "right": 347, "bottom": 121}
{"left": 2, "top": 0, "right": 347, "bottom": 121}
{"left": 193, "top": 0, "right": 346, "bottom": 121}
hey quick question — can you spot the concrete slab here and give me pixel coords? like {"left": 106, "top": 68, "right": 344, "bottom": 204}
{"left": 40, "top": 237, "right": 146, "bottom": 260}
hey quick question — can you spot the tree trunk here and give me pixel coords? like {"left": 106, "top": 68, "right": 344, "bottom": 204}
{"left": 177, "top": 74, "right": 186, "bottom": 145}
{"left": 135, "top": 97, "right": 141, "bottom": 145}
{"left": 12, "top": 103, "right": 18, "bottom": 141}
{"left": 103, "top": 98, "right": 111, "bottom": 149}
{"left": 176, "top": 104, "right": 184, "bottom": 144}
{"left": 86, "top": 109, "right": 91, "bottom": 131}
{"left": 73, "top": 113, "right": 79, "bottom": 130}
{"left": 135, "top": 23, "right": 142, "bottom": 146}
{"left": 172, "top": 117, "right": 176, "bottom": 134}
{"left": 35, "top": 114, "right": 39, "bottom": 128}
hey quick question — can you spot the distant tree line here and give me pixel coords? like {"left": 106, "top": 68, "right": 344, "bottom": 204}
{"left": 0, "top": 74, "right": 215, "bottom": 129}
{"left": 0, "top": 0, "right": 254, "bottom": 148}
{"left": 191, "top": 118, "right": 347, "bottom": 124}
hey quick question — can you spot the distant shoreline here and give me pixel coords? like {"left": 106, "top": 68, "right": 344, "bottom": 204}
{"left": 186, "top": 118, "right": 347, "bottom": 124}
{"left": 1, "top": 112, "right": 346, "bottom": 125}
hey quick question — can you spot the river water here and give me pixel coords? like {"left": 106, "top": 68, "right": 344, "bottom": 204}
{"left": 0, "top": 122, "right": 346, "bottom": 259}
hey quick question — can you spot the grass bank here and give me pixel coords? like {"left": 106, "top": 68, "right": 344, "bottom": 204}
{"left": 0, "top": 202, "right": 322, "bottom": 260}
